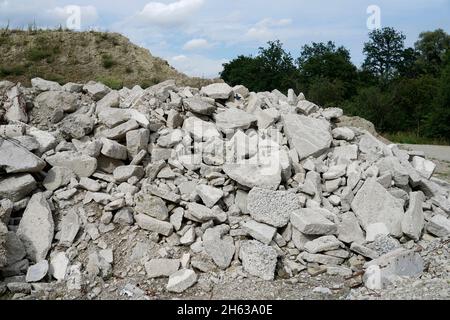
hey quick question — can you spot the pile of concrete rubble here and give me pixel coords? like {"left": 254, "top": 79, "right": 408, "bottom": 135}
{"left": 0, "top": 77, "right": 449, "bottom": 298}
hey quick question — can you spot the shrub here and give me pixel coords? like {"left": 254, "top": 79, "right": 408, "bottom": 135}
{"left": 96, "top": 76, "right": 123, "bottom": 90}
{"left": 0, "top": 64, "right": 26, "bottom": 76}
{"left": 102, "top": 54, "right": 116, "bottom": 69}
{"left": 26, "top": 47, "right": 52, "bottom": 61}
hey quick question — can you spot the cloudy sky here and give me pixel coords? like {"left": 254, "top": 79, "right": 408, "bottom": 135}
{"left": 1, "top": 0, "right": 449, "bottom": 78}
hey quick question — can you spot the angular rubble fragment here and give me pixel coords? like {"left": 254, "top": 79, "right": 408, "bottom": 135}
{"left": 304, "top": 235, "right": 343, "bottom": 254}
{"left": 0, "top": 138, "right": 46, "bottom": 173}
{"left": 46, "top": 151, "right": 97, "bottom": 177}
{"left": 412, "top": 156, "right": 436, "bottom": 180}
{"left": 401, "top": 192, "right": 425, "bottom": 241}
{"left": 203, "top": 226, "right": 235, "bottom": 269}
{"left": 290, "top": 209, "right": 337, "bottom": 235}
{"left": 282, "top": 114, "right": 332, "bottom": 160}
{"left": 351, "top": 178, "right": 404, "bottom": 237}
{"left": 242, "top": 220, "right": 277, "bottom": 245}
{"left": 200, "top": 83, "right": 233, "bottom": 99}
{"left": 166, "top": 269, "right": 197, "bottom": 293}
{"left": 364, "top": 248, "right": 424, "bottom": 287}
{"left": 426, "top": 215, "right": 450, "bottom": 237}
{"left": 239, "top": 240, "right": 278, "bottom": 281}
{"left": 183, "top": 97, "right": 216, "bottom": 115}
{"left": 0, "top": 174, "right": 36, "bottom": 202}
{"left": 215, "top": 108, "right": 257, "bottom": 132}
{"left": 17, "top": 193, "right": 54, "bottom": 262}
{"left": 135, "top": 214, "right": 173, "bottom": 236}
{"left": 26, "top": 260, "right": 49, "bottom": 282}
{"left": 134, "top": 193, "right": 169, "bottom": 220}
{"left": 145, "top": 259, "right": 180, "bottom": 278}
{"left": 247, "top": 187, "right": 301, "bottom": 227}
{"left": 196, "top": 184, "right": 223, "bottom": 208}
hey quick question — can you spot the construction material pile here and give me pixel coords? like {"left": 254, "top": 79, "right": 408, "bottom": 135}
{"left": 0, "top": 77, "right": 449, "bottom": 298}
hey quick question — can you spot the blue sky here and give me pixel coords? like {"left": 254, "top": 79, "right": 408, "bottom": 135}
{"left": 1, "top": 0, "right": 449, "bottom": 78}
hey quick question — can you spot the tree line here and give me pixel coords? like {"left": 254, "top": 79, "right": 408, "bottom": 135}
{"left": 220, "top": 28, "right": 450, "bottom": 143}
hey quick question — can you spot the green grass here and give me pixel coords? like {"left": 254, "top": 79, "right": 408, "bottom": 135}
{"left": 26, "top": 47, "right": 53, "bottom": 61}
{"left": 384, "top": 131, "right": 450, "bottom": 146}
{"left": 96, "top": 76, "right": 123, "bottom": 90}
{"left": 102, "top": 54, "right": 116, "bottom": 69}
{"left": 0, "top": 64, "right": 26, "bottom": 76}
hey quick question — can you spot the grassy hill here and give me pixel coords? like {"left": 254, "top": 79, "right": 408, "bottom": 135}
{"left": 0, "top": 28, "right": 214, "bottom": 89}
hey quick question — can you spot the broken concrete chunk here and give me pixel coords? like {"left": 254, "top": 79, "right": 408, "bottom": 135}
{"left": 145, "top": 259, "right": 180, "bottom": 278}
{"left": 282, "top": 114, "right": 332, "bottom": 160}
{"left": 242, "top": 220, "right": 277, "bottom": 245}
{"left": 304, "top": 235, "right": 343, "bottom": 254}
{"left": 351, "top": 178, "right": 404, "bottom": 237}
{"left": 59, "top": 210, "right": 80, "bottom": 247}
{"left": 0, "top": 138, "right": 46, "bottom": 173}
{"left": 239, "top": 240, "right": 278, "bottom": 281}
{"left": 426, "top": 215, "right": 450, "bottom": 237}
{"left": 412, "top": 156, "right": 436, "bottom": 180}
{"left": 200, "top": 83, "right": 233, "bottom": 99}
{"left": 290, "top": 208, "right": 337, "bottom": 235}
{"left": 135, "top": 214, "right": 173, "bottom": 236}
{"left": 248, "top": 187, "right": 301, "bottom": 228}
{"left": 401, "top": 192, "right": 425, "bottom": 241}
{"left": 134, "top": 193, "right": 169, "bottom": 221}
{"left": 196, "top": 184, "right": 223, "bottom": 208}
{"left": 0, "top": 174, "right": 36, "bottom": 202}
{"left": 166, "top": 269, "right": 197, "bottom": 293}
{"left": 203, "top": 226, "right": 235, "bottom": 269}
{"left": 17, "top": 193, "right": 54, "bottom": 262}
{"left": 26, "top": 260, "right": 49, "bottom": 282}
{"left": 46, "top": 151, "right": 97, "bottom": 177}
{"left": 215, "top": 108, "right": 257, "bottom": 132}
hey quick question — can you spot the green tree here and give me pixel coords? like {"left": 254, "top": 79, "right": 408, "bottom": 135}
{"left": 220, "top": 55, "right": 263, "bottom": 91}
{"left": 257, "top": 40, "right": 298, "bottom": 92}
{"left": 415, "top": 29, "right": 450, "bottom": 75}
{"left": 220, "top": 40, "right": 298, "bottom": 93}
{"left": 424, "top": 59, "right": 450, "bottom": 140}
{"left": 297, "top": 41, "right": 358, "bottom": 99}
{"left": 362, "top": 27, "right": 406, "bottom": 81}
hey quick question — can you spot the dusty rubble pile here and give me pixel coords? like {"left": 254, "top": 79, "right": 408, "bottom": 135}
{"left": 0, "top": 77, "right": 449, "bottom": 297}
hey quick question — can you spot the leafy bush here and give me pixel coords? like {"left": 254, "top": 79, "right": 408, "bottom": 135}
{"left": 96, "top": 76, "right": 123, "bottom": 90}
{"left": 102, "top": 54, "right": 116, "bottom": 69}
{"left": 26, "top": 47, "right": 53, "bottom": 61}
{"left": 0, "top": 64, "right": 26, "bottom": 76}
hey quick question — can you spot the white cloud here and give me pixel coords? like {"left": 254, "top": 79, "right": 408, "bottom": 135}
{"left": 172, "top": 54, "right": 187, "bottom": 61}
{"left": 245, "top": 18, "right": 293, "bottom": 41}
{"left": 169, "top": 54, "right": 227, "bottom": 78}
{"left": 136, "top": 0, "right": 204, "bottom": 26}
{"left": 183, "top": 38, "right": 212, "bottom": 50}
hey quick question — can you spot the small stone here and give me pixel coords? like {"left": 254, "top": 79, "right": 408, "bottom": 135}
{"left": 49, "top": 252, "right": 69, "bottom": 281}
{"left": 145, "top": 259, "right": 180, "bottom": 278}
{"left": 290, "top": 209, "right": 337, "bottom": 235}
{"left": 242, "top": 220, "right": 277, "bottom": 245}
{"left": 196, "top": 185, "right": 223, "bottom": 208}
{"left": 401, "top": 192, "right": 425, "bottom": 241}
{"left": 166, "top": 269, "right": 197, "bottom": 293}
{"left": 113, "top": 208, "right": 134, "bottom": 226}
{"left": 426, "top": 215, "right": 450, "bottom": 237}
{"left": 239, "top": 240, "right": 278, "bottom": 281}
{"left": 26, "top": 260, "right": 49, "bottom": 282}
{"left": 304, "top": 235, "right": 343, "bottom": 254}
{"left": 135, "top": 214, "right": 173, "bottom": 236}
